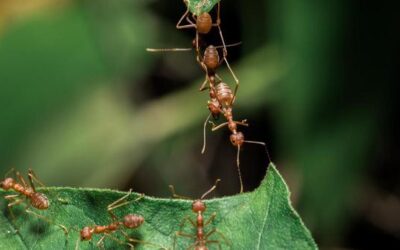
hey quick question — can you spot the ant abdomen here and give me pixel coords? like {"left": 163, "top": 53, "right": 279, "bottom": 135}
{"left": 216, "top": 82, "right": 234, "bottom": 105}
{"left": 204, "top": 46, "right": 220, "bottom": 70}
{"left": 123, "top": 214, "right": 144, "bottom": 229}
{"left": 30, "top": 192, "right": 49, "bottom": 210}
{"left": 196, "top": 13, "right": 213, "bottom": 34}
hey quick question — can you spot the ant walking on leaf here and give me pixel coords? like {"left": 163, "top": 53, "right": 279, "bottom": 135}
{"left": 169, "top": 179, "right": 230, "bottom": 250}
{"left": 76, "top": 190, "right": 165, "bottom": 250}
{"left": 0, "top": 168, "right": 68, "bottom": 234}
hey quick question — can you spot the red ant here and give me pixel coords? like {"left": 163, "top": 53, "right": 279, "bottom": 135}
{"left": 169, "top": 179, "right": 230, "bottom": 250}
{"left": 176, "top": 0, "right": 227, "bottom": 60}
{"left": 207, "top": 82, "right": 271, "bottom": 193}
{"left": 77, "top": 190, "right": 162, "bottom": 249}
{"left": 0, "top": 168, "right": 68, "bottom": 234}
{"left": 147, "top": 0, "right": 240, "bottom": 86}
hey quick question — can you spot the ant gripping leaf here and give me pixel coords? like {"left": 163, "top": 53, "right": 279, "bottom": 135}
{"left": 184, "top": 0, "right": 221, "bottom": 16}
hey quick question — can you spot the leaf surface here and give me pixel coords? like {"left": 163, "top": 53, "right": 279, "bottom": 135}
{"left": 185, "top": 0, "right": 220, "bottom": 16}
{"left": 0, "top": 164, "right": 317, "bottom": 249}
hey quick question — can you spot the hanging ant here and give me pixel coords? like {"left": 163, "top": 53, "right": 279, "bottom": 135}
{"left": 169, "top": 179, "right": 230, "bottom": 250}
{"left": 207, "top": 82, "right": 272, "bottom": 193}
{"left": 0, "top": 168, "right": 68, "bottom": 234}
{"left": 176, "top": 0, "right": 227, "bottom": 60}
{"left": 77, "top": 190, "right": 162, "bottom": 249}
{"left": 147, "top": 0, "right": 240, "bottom": 85}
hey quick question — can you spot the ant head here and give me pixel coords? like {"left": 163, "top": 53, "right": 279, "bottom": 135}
{"left": 230, "top": 132, "right": 245, "bottom": 146}
{"left": 208, "top": 100, "right": 220, "bottom": 115}
{"left": 31, "top": 192, "right": 49, "bottom": 210}
{"left": 0, "top": 178, "right": 14, "bottom": 190}
{"left": 192, "top": 200, "right": 206, "bottom": 213}
{"left": 80, "top": 227, "right": 92, "bottom": 241}
{"left": 123, "top": 214, "right": 144, "bottom": 229}
{"left": 196, "top": 12, "right": 212, "bottom": 34}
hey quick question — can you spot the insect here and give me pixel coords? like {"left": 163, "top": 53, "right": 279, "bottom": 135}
{"left": 0, "top": 168, "right": 68, "bottom": 234}
{"left": 77, "top": 190, "right": 157, "bottom": 249}
{"left": 169, "top": 179, "right": 230, "bottom": 250}
{"left": 209, "top": 82, "right": 272, "bottom": 193}
{"left": 176, "top": 0, "right": 226, "bottom": 60}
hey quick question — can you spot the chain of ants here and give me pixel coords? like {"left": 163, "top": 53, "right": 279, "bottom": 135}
{"left": 0, "top": 1, "right": 271, "bottom": 249}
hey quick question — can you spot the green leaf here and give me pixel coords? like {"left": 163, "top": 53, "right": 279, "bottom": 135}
{"left": 185, "top": 0, "right": 220, "bottom": 16}
{"left": 0, "top": 164, "right": 317, "bottom": 249}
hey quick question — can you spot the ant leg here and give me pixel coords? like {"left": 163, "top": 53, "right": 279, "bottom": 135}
{"left": 4, "top": 168, "right": 16, "bottom": 178}
{"left": 176, "top": 8, "right": 196, "bottom": 30}
{"left": 96, "top": 235, "right": 107, "bottom": 249}
{"left": 4, "top": 195, "right": 21, "bottom": 222}
{"left": 15, "top": 171, "right": 28, "bottom": 189}
{"left": 201, "top": 113, "right": 212, "bottom": 154}
{"left": 108, "top": 190, "right": 144, "bottom": 220}
{"left": 199, "top": 77, "right": 209, "bottom": 91}
{"left": 236, "top": 145, "right": 244, "bottom": 193}
{"left": 200, "top": 179, "right": 221, "bottom": 199}
{"left": 168, "top": 185, "right": 191, "bottom": 200}
{"left": 244, "top": 140, "right": 272, "bottom": 163}
{"left": 28, "top": 169, "right": 46, "bottom": 192}
{"left": 121, "top": 231, "right": 167, "bottom": 250}
{"left": 6, "top": 197, "right": 24, "bottom": 208}
{"left": 211, "top": 122, "right": 229, "bottom": 131}
{"left": 205, "top": 240, "right": 222, "bottom": 250}
{"left": 236, "top": 120, "right": 249, "bottom": 127}
{"left": 25, "top": 209, "right": 69, "bottom": 235}
{"left": 104, "top": 233, "right": 135, "bottom": 249}
{"left": 204, "top": 212, "right": 216, "bottom": 226}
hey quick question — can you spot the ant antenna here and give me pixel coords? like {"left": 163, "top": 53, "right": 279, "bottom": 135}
{"left": 169, "top": 185, "right": 191, "bottom": 200}
{"left": 200, "top": 179, "right": 221, "bottom": 200}
{"left": 236, "top": 146, "right": 244, "bottom": 193}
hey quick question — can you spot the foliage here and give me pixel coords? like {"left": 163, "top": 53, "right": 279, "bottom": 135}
{"left": 0, "top": 164, "right": 316, "bottom": 249}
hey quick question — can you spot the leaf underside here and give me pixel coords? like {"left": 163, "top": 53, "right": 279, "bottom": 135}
{"left": 185, "top": 0, "right": 220, "bottom": 16}
{"left": 0, "top": 164, "right": 317, "bottom": 249}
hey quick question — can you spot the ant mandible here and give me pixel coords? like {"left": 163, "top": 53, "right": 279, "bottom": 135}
{"left": 169, "top": 179, "right": 230, "bottom": 250}
{"left": 0, "top": 168, "right": 68, "bottom": 234}
{"left": 77, "top": 190, "right": 161, "bottom": 249}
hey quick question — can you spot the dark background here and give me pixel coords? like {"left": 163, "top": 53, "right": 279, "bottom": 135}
{"left": 0, "top": 0, "right": 399, "bottom": 248}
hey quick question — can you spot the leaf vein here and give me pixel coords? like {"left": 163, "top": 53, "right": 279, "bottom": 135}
{"left": 256, "top": 174, "right": 275, "bottom": 249}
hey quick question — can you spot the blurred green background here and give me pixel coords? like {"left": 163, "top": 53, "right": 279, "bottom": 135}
{"left": 0, "top": 0, "right": 399, "bottom": 248}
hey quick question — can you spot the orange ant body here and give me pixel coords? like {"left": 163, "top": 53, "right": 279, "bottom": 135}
{"left": 1, "top": 169, "right": 49, "bottom": 210}
{"left": 176, "top": 1, "right": 227, "bottom": 60}
{"left": 169, "top": 179, "right": 230, "bottom": 250}
{"left": 77, "top": 190, "right": 153, "bottom": 249}
{"left": 0, "top": 168, "right": 68, "bottom": 234}
{"left": 208, "top": 82, "right": 271, "bottom": 193}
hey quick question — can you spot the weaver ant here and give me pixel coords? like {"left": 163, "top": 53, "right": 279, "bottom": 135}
{"left": 207, "top": 82, "right": 271, "bottom": 193}
{"left": 76, "top": 190, "right": 162, "bottom": 249}
{"left": 0, "top": 168, "right": 68, "bottom": 234}
{"left": 169, "top": 179, "right": 230, "bottom": 250}
{"left": 147, "top": 0, "right": 239, "bottom": 85}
